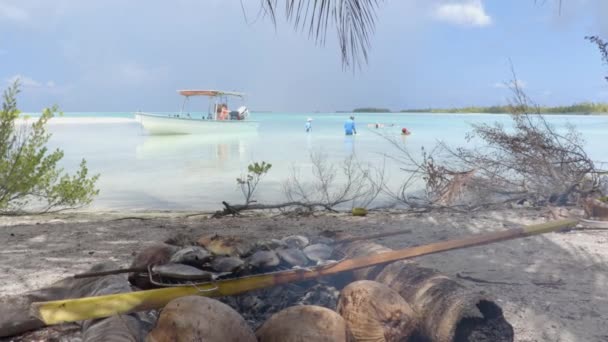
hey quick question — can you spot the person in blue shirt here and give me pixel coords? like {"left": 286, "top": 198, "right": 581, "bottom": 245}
{"left": 344, "top": 116, "right": 357, "bottom": 135}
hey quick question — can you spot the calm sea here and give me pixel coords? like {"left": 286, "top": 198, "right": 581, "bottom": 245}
{"left": 31, "top": 112, "right": 608, "bottom": 210}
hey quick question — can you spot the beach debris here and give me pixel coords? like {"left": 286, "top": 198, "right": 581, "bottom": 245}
{"left": 147, "top": 296, "right": 256, "bottom": 342}
{"left": 211, "top": 256, "right": 245, "bottom": 273}
{"left": 255, "top": 305, "right": 353, "bottom": 342}
{"left": 281, "top": 235, "right": 309, "bottom": 249}
{"left": 152, "top": 263, "right": 215, "bottom": 281}
{"left": 351, "top": 207, "right": 368, "bottom": 216}
{"left": 303, "top": 243, "right": 334, "bottom": 263}
{"left": 337, "top": 280, "right": 417, "bottom": 341}
{"left": 169, "top": 246, "right": 212, "bottom": 266}
{"left": 247, "top": 250, "right": 280, "bottom": 269}
{"left": 276, "top": 248, "right": 309, "bottom": 267}
{"left": 198, "top": 234, "right": 253, "bottom": 256}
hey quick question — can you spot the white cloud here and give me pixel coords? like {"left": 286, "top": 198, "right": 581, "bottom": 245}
{"left": 0, "top": 3, "right": 29, "bottom": 22}
{"left": 433, "top": 0, "right": 492, "bottom": 27}
{"left": 492, "top": 80, "right": 526, "bottom": 89}
{"left": 5, "top": 74, "right": 56, "bottom": 89}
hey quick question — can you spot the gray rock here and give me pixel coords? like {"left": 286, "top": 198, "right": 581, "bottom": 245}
{"left": 170, "top": 246, "right": 212, "bottom": 266}
{"left": 276, "top": 248, "right": 309, "bottom": 267}
{"left": 303, "top": 244, "right": 333, "bottom": 263}
{"left": 211, "top": 256, "right": 245, "bottom": 273}
{"left": 247, "top": 250, "right": 280, "bottom": 269}
{"left": 281, "top": 235, "right": 309, "bottom": 249}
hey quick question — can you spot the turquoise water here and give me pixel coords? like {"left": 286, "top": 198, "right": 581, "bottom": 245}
{"left": 39, "top": 112, "right": 608, "bottom": 210}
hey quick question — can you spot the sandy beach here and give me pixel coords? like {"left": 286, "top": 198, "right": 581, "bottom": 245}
{"left": 1, "top": 208, "right": 606, "bottom": 342}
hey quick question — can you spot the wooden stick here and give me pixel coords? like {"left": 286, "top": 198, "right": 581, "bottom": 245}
{"left": 31, "top": 219, "right": 577, "bottom": 325}
{"left": 73, "top": 267, "right": 146, "bottom": 279}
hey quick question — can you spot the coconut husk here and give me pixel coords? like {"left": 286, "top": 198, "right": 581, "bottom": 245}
{"left": 335, "top": 241, "right": 392, "bottom": 280}
{"left": 337, "top": 241, "right": 514, "bottom": 342}
{"left": 337, "top": 280, "right": 418, "bottom": 342}
{"left": 146, "top": 296, "right": 256, "bottom": 342}
{"left": 256, "top": 305, "right": 354, "bottom": 342}
{"left": 128, "top": 244, "right": 179, "bottom": 289}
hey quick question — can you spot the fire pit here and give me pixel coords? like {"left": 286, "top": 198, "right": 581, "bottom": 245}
{"left": 2, "top": 229, "right": 525, "bottom": 341}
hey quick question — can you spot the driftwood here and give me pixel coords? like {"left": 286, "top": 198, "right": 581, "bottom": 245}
{"left": 212, "top": 200, "right": 339, "bottom": 218}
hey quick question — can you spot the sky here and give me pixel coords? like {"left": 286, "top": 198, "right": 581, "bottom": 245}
{"left": 1, "top": 0, "right": 608, "bottom": 112}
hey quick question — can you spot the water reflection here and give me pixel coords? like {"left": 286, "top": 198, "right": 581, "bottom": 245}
{"left": 343, "top": 135, "right": 355, "bottom": 155}
{"left": 135, "top": 133, "right": 258, "bottom": 163}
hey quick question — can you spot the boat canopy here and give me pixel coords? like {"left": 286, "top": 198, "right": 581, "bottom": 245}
{"left": 178, "top": 90, "right": 245, "bottom": 98}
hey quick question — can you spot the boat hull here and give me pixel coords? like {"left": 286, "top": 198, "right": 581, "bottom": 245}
{"left": 135, "top": 112, "right": 259, "bottom": 135}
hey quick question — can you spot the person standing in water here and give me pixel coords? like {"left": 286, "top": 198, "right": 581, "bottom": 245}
{"left": 344, "top": 116, "right": 357, "bottom": 135}
{"left": 305, "top": 118, "right": 312, "bottom": 132}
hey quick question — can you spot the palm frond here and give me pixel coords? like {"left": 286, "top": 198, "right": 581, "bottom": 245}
{"left": 261, "top": 0, "right": 383, "bottom": 69}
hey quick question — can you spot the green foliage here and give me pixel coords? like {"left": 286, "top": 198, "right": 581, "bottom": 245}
{"left": 0, "top": 81, "right": 99, "bottom": 214}
{"left": 400, "top": 102, "right": 608, "bottom": 114}
{"left": 246, "top": 161, "right": 272, "bottom": 176}
{"left": 599, "top": 196, "right": 608, "bottom": 203}
{"left": 353, "top": 107, "right": 391, "bottom": 113}
{"left": 237, "top": 161, "right": 272, "bottom": 204}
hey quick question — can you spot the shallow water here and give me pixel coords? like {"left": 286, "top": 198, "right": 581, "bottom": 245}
{"left": 36, "top": 112, "right": 608, "bottom": 210}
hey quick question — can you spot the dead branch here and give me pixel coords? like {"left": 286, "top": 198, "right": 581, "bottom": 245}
{"left": 382, "top": 67, "right": 604, "bottom": 210}
{"left": 283, "top": 152, "right": 386, "bottom": 211}
{"left": 211, "top": 201, "right": 335, "bottom": 218}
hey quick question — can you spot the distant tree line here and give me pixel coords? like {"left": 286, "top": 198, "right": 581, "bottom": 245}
{"left": 400, "top": 102, "right": 608, "bottom": 114}
{"left": 352, "top": 107, "right": 391, "bottom": 113}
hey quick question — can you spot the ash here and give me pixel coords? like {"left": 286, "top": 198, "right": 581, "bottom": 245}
{"left": 220, "top": 281, "right": 340, "bottom": 330}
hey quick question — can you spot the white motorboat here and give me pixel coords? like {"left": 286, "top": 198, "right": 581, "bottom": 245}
{"left": 135, "top": 90, "right": 259, "bottom": 135}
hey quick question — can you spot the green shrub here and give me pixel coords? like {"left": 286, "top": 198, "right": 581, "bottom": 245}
{"left": 0, "top": 81, "right": 99, "bottom": 214}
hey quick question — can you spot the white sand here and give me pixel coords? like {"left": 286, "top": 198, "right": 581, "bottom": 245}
{"left": 15, "top": 117, "right": 137, "bottom": 125}
{"left": 0, "top": 208, "right": 606, "bottom": 341}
